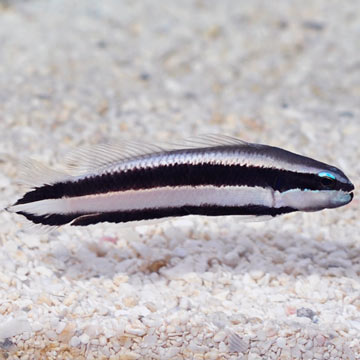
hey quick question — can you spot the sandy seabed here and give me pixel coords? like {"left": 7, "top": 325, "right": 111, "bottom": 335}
{"left": 0, "top": 1, "right": 359, "bottom": 359}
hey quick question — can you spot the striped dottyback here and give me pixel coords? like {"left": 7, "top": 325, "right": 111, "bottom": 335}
{"left": 8, "top": 135, "right": 354, "bottom": 227}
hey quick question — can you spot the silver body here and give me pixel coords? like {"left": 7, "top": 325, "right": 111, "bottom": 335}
{"left": 8, "top": 135, "right": 354, "bottom": 227}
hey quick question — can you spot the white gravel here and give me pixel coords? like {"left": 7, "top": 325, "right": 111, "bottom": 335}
{"left": 0, "top": 0, "right": 359, "bottom": 359}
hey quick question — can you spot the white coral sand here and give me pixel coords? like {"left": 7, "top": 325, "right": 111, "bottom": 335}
{"left": 0, "top": 1, "right": 359, "bottom": 359}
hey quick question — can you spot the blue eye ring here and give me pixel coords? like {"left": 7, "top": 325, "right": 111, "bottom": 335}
{"left": 318, "top": 171, "right": 336, "bottom": 189}
{"left": 318, "top": 172, "right": 336, "bottom": 180}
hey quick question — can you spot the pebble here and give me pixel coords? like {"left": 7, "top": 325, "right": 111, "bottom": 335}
{"left": 22, "top": 332, "right": 31, "bottom": 341}
{"left": 84, "top": 324, "right": 99, "bottom": 337}
{"left": 205, "top": 351, "right": 219, "bottom": 360}
{"left": 99, "top": 335, "right": 107, "bottom": 346}
{"left": 173, "top": 247, "right": 187, "bottom": 258}
{"left": 0, "top": 174, "right": 10, "bottom": 188}
{"left": 69, "top": 336, "right": 81, "bottom": 347}
{"left": 79, "top": 333, "right": 90, "bottom": 344}
{"left": 22, "top": 234, "right": 41, "bottom": 249}
{"left": 102, "top": 347, "right": 111, "bottom": 357}
{"left": 291, "top": 345, "right": 301, "bottom": 358}
{"left": 276, "top": 337, "right": 287, "bottom": 348}
{"left": 35, "top": 266, "right": 53, "bottom": 277}
{"left": 0, "top": 272, "right": 11, "bottom": 286}
{"left": 104, "top": 328, "right": 116, "bottom": 339}
{"left": 213, "top": 330, "right": 226, "bottom": 342}
{"left": 164, "top": 347, "right": 179, "bottom": 358}
{"left": 218, "top": 341, "right": 227, "bottom": 353}
{"left": 188, "top": 341, "right": 208, "bottom": 353}
{"left": 63, "top": 292, "right": 77, "bottom": 306}
{"left": 144, "top": 302, "right": 157, "bottom": 312}
{"left": 223, "top": 251, "right": 239, "bottom": 267}
{"left": 228, "top": 333, "right": 248, "bottom": 353}
{"left": 314, "top": 335, "right": 326, "bottom": 346}
{"left": 143, "top": 335, "right": 157, "bottom": 346}
{"left": 118, "top": 352, "right": 140, "bottom": 360}
{"left": 46, "top": 330, "right": 57, "bottom": 340}
{"left": 248, "top": 353, "right": 262, "bottom": 360}
{"left": 125, "top": 327, "right": 146, "bottom": 337}
{"left": 97, "top": 305, "right": 109, "bottom": 316}
{"left": 58, "top": 322, "right": 76, "bottom": 342}
{"left": 296, "top": 307, "right": 317, "bottom": 321}
{"left": 250, "top": 270, "right": 265, "bottom": 281}
{"left": 256, "top": 330, "right": 267, "bottom": 341}
{"left": 32, "top": 322, "right": 43, "bottom": 332}
{"left": 0, "top": 318, "right": 31, "bottom": 339}
{"left": 56, "top": 321, "right": 66, "bottom": 334}
{"left": 279, "top": 347, "right": 292, "bottom": 359}
{"left": 0, "top": 1, "right": 359, "bottom": 360}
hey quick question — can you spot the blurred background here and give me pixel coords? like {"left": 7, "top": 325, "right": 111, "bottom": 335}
{"left": 0, "top": 1, "right": 359, "bottom": 358}
{"left": 0, "top": 0, "right": 358, "bottom": 165}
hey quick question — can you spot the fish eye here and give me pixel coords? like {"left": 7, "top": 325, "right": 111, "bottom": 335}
{"left": 318, "top": 171, "right": 336, "bottom": 189}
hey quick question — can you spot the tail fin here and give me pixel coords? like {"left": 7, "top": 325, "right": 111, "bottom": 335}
{"left": 7, "top": 159, "right": 75, "bottom": 228}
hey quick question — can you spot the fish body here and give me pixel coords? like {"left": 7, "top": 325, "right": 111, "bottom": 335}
{"left": 8, "top": 135, "right": 354, "bottom": 227}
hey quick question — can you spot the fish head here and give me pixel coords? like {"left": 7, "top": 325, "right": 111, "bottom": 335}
{"left": 305, "top": 167, "right": 354, "bottom": 210}
{"left": 274, "top": 165, "right": 354, "bottom": 212}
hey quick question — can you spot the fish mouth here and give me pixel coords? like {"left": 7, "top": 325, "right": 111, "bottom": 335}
{"left": 328, "top": 190, "right": 354, "bottom": 208}
{"left": 342, "top": 191, "right": 354, "bottom": 205}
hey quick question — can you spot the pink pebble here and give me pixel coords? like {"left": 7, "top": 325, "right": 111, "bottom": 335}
{"left": 285, "top": 306, "right": 296, "bottom": 315}
{"left": 100, "top": 236, "right": 117, "bottom": 244}
{"left": 314, "top": 335, "right": 326, "bottom": 346}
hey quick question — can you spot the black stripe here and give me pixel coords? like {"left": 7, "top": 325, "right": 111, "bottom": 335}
{"left": 72, "top": 205, "right": 297, "bottom": 225}
{"left": 15, "top": 163, "right": 350, "bottom": 205}
{"left": 17, "top": 211, "right": 80, "bottom": 226}
{"left": 17, "top": 205, "right": 297, "bottom": 226}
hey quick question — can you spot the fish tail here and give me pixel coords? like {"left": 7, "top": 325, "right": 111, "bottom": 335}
{"left": 7, "top": 201, "right": 79, "bottom": 227}
{"left": 7, "top": 159, "right": 77, "bottom": 227}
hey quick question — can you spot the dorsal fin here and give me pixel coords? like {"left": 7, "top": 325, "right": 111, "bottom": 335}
{"left": 64, "top": 134, "right": 250, "bottom": 176}
{"left": 64, "top": 141, "right": 166, "bottom": 175}
{"left": 17, "top": 159, "right": 72, "bottom": 188}
{"left": 167, "top": 134, "right": 249, "bottom": 148}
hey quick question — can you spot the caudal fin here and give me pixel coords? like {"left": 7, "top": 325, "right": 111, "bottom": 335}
{"left": 7, "top": 159, "right": 76, "bottom": 227}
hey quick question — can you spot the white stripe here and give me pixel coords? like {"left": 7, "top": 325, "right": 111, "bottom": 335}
{"left": 105, "top": 151, "right": 323, "bottom": 177}
{"left": 11, "top": 186, "right": 274, "bottom": 216}
{"left": 70, "top": 149, "right": 325, "bottom": 182}
{"left": 274, "top": 189, "right": 351, "bottom": 211}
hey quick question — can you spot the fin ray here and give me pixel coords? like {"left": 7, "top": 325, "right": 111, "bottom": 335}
{"left": 64, "top": 141, "right": 165, "bottom": 175}
{"left": 64, "top": 134, "right": 250, "bottom": 175}
{"left": 167, "top": 134, "right": 249, "bottom": 148}
{"left": 16, "top": 159, "right": 72, "bottom": 188}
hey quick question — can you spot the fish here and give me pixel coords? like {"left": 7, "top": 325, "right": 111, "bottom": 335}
{"left": 7, "top": 135, "right": 354, "bottom": 228}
